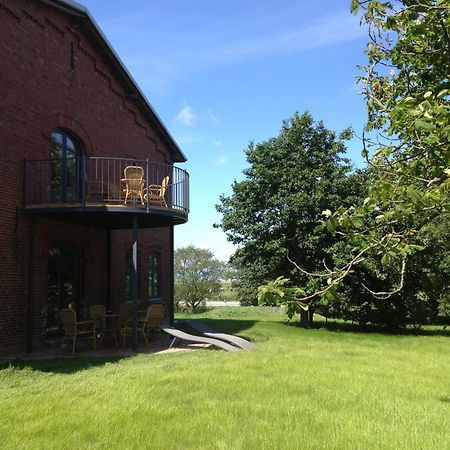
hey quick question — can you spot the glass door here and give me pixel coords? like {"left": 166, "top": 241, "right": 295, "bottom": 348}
{"left": 51, "top": 129, "right": 82, "bottom": 202}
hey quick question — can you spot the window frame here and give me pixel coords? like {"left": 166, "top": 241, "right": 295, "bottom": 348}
{"left": 148, "top": 251, "right": 161, "bottom": 300}
{"left": 50, "top": 128, "right": 83, "bottom": 202}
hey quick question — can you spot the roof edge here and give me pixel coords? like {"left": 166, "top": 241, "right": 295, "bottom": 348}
{"left": 40, "top": 0, "right": 187, "bottom": 163}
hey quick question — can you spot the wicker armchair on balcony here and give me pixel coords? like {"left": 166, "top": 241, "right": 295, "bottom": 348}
{"left": 121, "top": 165, "right": 145, "bottom": 205}
{"left": 144, "top": 176, "right": 169, "bottom": 207}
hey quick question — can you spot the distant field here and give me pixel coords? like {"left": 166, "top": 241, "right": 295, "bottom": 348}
{"left": 1, "top": 307, "right": 449, "bottom": 449}
{"left": 209, "top": 280, "right": 237, "bottom": 303}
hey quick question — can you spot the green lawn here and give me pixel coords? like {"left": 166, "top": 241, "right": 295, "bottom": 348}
{"left": 1, "top": 307, "right": 449, "bottom": 449}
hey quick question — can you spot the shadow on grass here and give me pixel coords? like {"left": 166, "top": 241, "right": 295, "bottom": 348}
{"left": 283, "top": 318, "right": 450, "bottom": 337}
{"left": 176, "top": 318, "right": 257, "bottom": 334}
{"left": 0, "top": 355, "right": 131, "bottom": 374}
{"left": 0, "top": 336, "right": 175, "bottom": 374}
{"left": 176, "top": 318, "right": 264, "bottom": 344}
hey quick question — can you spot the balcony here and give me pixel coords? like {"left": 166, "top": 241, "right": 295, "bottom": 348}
{"left": 23, "top": 157, "right": 189, "bottom": 229}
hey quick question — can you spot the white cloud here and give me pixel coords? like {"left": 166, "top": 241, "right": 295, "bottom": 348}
{"left": 215, "top": 154, "right": 228, "bottom": 166}
{"left": 212, "top": 140, "right": 223, "bottom": 148}
{"left": 175, "top": 105, "right": 197, "bottom": 126}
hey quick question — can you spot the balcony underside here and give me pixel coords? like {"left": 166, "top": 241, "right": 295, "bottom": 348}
{"left": 23, "top": 203, "right": 188, "bottom": 229}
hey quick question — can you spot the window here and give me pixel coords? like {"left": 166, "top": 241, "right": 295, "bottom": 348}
{"left": 47, "top": 242, "right": 83, "bottom": 337}
{"left": 125, "top": 249, "right": 141, "bottom": 301}
{"left": 148, "top": 252, "right": 161, "bottom": 299}
{"left": 51, "top": 129, "right": 82, "bottom": 202}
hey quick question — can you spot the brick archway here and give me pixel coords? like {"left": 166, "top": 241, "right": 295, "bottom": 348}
{"left": 41, "top": 111, "right": 93, "bottom": 155}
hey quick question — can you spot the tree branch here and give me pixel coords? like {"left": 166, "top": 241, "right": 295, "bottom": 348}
{"left": 362, "top": 256, "right": 407, "bottom": 299}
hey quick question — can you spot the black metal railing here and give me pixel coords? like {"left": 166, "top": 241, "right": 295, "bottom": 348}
{"left": 23, "top": 156, "right": 189, "bottom": 215}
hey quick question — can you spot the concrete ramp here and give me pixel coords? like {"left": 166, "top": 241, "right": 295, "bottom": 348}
{"left": 161, "top": 327, "right": 240, "bottom": 352}
{"left": 184, "top": 319, "right": 256, "bottom": 350}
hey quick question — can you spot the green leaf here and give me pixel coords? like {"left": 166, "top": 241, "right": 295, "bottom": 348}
{"left": 350, "top": 0, "right": 360, "bottom": 14}
{"left": 351, "top": 217, "right": 364, "bottom": 229}
{"left": 414, "top": 119, "right": 435, "bottom": 131}
{"left": 326, "top": 218, "right": 336, "bottom": 234}
{"left": 381, "top": 253, "right": 390, "bottom": 266}
{"left": 406, "top": 186, "right": 422, "bottom": 204}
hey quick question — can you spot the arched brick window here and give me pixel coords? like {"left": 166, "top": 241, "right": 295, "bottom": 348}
{"left": 51, "top": 129, "right": 83, "bottom": 202}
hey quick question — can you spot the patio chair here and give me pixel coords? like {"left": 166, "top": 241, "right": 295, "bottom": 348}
{"left": 121, "top": 165, "right": 145, "bottom": 205}
{"left": 60, "top": 308, "right": 96, "bottom": 354}
{"left": 89, "top": 304, "right": 119, "bottom": 347}
{"left": 143, "top": 303, "right": 166, "bottom": 339}
{"left": 121, "top": 303, "right": 166, "bottom": 347}
{"left": 144, "top": 176, "right": 169, "bottom": 207}
{"left": 119, "top": 302, "right": 133, "bottom": 328}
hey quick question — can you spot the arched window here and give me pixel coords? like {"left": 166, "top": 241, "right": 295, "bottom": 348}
{"left": 148, "top": 252, "right": 161, "bottom": 299}
{"left": 51, "top": 129, "right": 83, "bottom": 202}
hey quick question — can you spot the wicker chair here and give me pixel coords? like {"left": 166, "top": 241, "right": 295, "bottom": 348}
{"left": 60, "top": 308, "right": 96, "bottom": 354}
{"left": 121, "top": 166, "right": 145, "bottom": 205}
{"left": 89, "top": 304, "right": 119, "bottom": 347}
{"left": 144, "top": 303, "right": 166, "bottom": 336}
{"left": 144, "top": 176, "right": 169, "bottom": 207}
{"left": 121, "top": 303, "right": 166, "bottom": 347}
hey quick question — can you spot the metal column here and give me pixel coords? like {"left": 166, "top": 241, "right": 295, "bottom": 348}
{"left": 26, "top": 217, "right": 35, "bottom": 353}
{"left": 131, "top": 216, "right": 139, "bottom": 351}
{"left": 106, "top": 229, "right": 111, "bottom": 312}
{"left": 169, "top": 223, "right": 174, "bottom": 326}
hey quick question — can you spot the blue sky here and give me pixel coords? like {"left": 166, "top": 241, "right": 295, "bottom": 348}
{"left": 81, "top": 0, "right": 369, "bottom": 261}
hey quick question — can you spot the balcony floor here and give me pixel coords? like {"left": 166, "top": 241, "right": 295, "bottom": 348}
{"left": 23, "top": 202, "right": 188, "bottom": 229}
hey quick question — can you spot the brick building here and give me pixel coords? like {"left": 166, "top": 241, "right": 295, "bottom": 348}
{"left": 0, "top": 0, "right": 189, "bottom": 354}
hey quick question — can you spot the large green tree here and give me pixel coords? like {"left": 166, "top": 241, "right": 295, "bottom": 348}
{"left": 174, "top": 246, "right": 225, "bottom": 311}
{"left": 216, "top": 111, "right": 366, "bottom": 307}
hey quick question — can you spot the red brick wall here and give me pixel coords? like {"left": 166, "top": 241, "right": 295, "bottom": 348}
{"left": 0, "top": 0, "right": 178, "bottom": 353}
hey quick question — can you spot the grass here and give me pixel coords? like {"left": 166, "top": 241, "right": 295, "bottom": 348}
{"left": 1, "top": 306, "right": 449, "bottom": 449}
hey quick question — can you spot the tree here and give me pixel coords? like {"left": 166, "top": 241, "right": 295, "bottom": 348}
{"left": 216, "top": 111, "right": 367, "bottom": 315}
{"left": 400, "top": 216, "right": 450, "bottom": 327}
{"left": 311, "top": 218, "right": 450, "bottom": 328}
{"left": 174, "top": 246, "right": 225, "bottom": 311}
{"left": 265, "top": 1, "right": 450, "bottom": 313}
